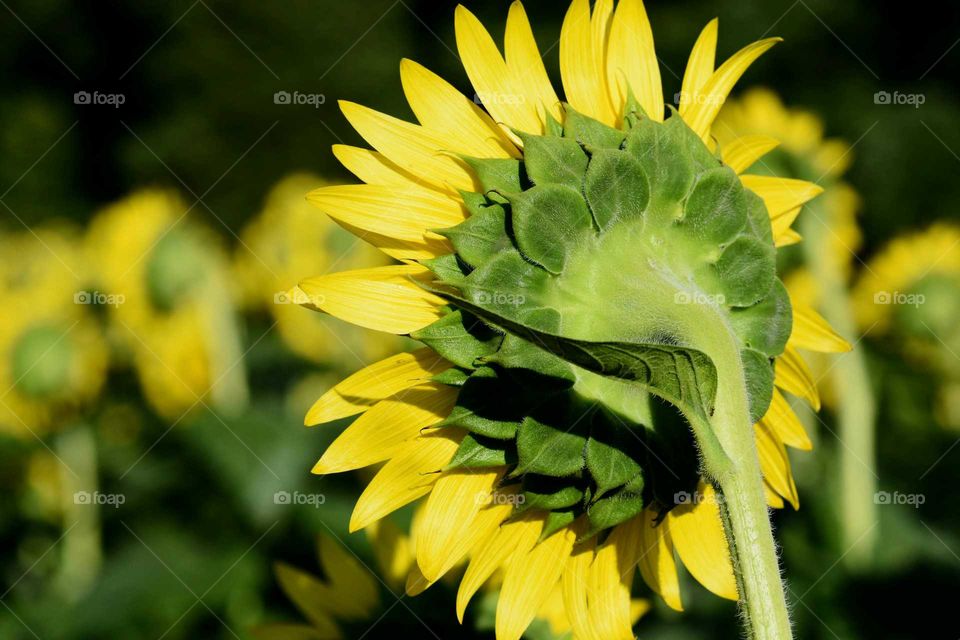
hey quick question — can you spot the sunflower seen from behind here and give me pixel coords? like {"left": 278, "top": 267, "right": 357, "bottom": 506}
{"left": 293, "top": 2, "right": 850, "bottom": 638}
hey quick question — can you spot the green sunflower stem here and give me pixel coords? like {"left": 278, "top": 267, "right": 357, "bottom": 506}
{"left": 693, "top": 341, "right": 794, "bottom": 640}
{"left": 800, "top": 200, "right": 878, "bottom": 568}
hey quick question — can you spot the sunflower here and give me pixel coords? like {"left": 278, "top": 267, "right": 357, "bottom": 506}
{"left": 86, "top": 190, "right": 248, "bottom": 419}
{"left": 235, "top": 174, "right": 403, "bottom": 367}
{"left": 296, "top": 2, "right": 849, "bottom": 638}
{"left": 853, "top": 223, "right": 960, "bottom": 426}
{"left": 0, "top": 226, "right": 108, "bottom": 436}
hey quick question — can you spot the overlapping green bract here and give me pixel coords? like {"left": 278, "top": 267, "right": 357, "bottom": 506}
{"left": 411, "top": 104, "right": 791, "bottom": 536}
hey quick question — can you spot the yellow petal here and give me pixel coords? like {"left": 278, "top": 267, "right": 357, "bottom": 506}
{"left": 505, "top": 1, "right": 563, "bottom": 126}
{"left": 764, "top": 481, "right": 785, "bottom": 508}
{"left": 400, "top": 58, "right": 517, "bottom": 159}
{"left": 636, "top": 508, "right": 683, "bottom": 611}
{"left": 307, "top": 184, "right": 464, "bottom": 256}
{"left": 721, "top": 134, "right": 780, "bottom": 174}
{"left": 771, "top": 204, "right": 803, "bottom": 242}
{"left": 331, "top": 144, "right": 429, "bottom": 189}
{"left": 776, "top": 227, "right": 802, "bottom": 247}
{"left": 789, "top": 302, "right": 852, "bottom": 353}
{"left": 685, "top": 37, "right": 782, "bottom": 141}
{"left": 404, "top": 561, "right": 444, "bottom": 596}
{"left": 416, "top": 469, "right": 509, "bottom": 582}
{"left": 607, "top": 0, "right": 663, "bottom": 123}
{"left": 455, "top": 5, "right": 541, "bottom": 135}
{"left": 316, "top": 534, "right": 380, "bottom": 614}
{"left": 762, "top": 389, "right": 813, "bottom": 451}
{"left": 630, "top": 599, "right": 651, "bottom": 624}
{"left": 365, "top": 518, "right": 414, "bottom": 592}
{"left": 350, "top": 429, "right": 464, "bottom": 532}
{"left": 588, "top": 521, "right": 637, "bottom": 640}
{"left": 669, "top": 482, "right": 738, "bottom": 600}
{"left": 775, "top": 344, "right": 821, "bottom": 410}
{"left": 456, "top": 514, "right": 543, "bottom": 622}
{"left": 679, "top": 19, "right": 718, "bottom": 117}
{"left": 340, "top": 100, "right": 477, "bottom": 194}
{"left": 561, "top": 0, "right": 616, "bottom": 126}
{"left": 305, "top": 348, "right": 451, "bottom": 425}
{"left": 754, "top": 422, "right": 799, "bottom": 509}
{"left": 497, "top": 526, "right": 577, "bottom": 640}
{"left": 313, "top": 384, "right": 458, "bottom": 474}
{"left": 740, "top": 174, "right": 824, "bottom": 220}
{"left": 561, "top": 539, "right": 598, "bottom": 640}
{"left": 274, "top": 562, "right": 368, "bottom": 624}
{"left": 536, "top": 584, "right": 573, "bottom": 636}
{"left": 298, "top": 265, "right": 446, "bottom": 335}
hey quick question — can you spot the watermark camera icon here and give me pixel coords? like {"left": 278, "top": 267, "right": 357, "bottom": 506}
{"left": 74, "top": 90, "right": 125, "bottom": 108}
{"left": 274, "top": 289, "right": 313, "bottom": 305}
{"left": 273, "top": 490, "right": 325, "bottom": 507}
{"left": 74, "top": 491, "right": 125, "bottom": 508}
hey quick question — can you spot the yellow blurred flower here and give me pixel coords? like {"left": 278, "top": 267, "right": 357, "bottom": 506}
{"left": 716, "top": 87, "right": 862, "bottom": 280}
{"left": 0, "top": 226, "right": 108, "bottom": 436}
{"left": 853, "top": 223, "right": 960, "bottom": 427}
{"left": 235, "top": 173, "right": 402, "bottom": 366}
{"left": 85, "top": 189, "right": 247, "bottom": 419}
{"left": 253, "top": 531, "right": 390, "bottom": 640}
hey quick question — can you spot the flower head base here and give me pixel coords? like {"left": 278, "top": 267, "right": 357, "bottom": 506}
{"left": 413, "top": 104, "right": 791, "bottom": 535}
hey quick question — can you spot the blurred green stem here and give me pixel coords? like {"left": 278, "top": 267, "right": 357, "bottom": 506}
{"left": 801, "top": 201, "right": 878, "bottom": 568}
{"left": 56, "top": 424, "right": 102, "bottom": 599}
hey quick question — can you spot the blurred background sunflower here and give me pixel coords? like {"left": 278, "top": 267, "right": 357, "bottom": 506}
{"left": 1, "top": 1, "right": 958, "bottom": 639}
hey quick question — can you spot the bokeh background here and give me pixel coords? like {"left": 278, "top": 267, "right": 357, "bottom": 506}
{"left": 1, "top": 0, "right": 958, "bottom": 638}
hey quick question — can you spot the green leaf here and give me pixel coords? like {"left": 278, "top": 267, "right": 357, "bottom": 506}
{"left": 682, "top": 166, "right": 747, "bottom": 245}
{"left": 584, "top": 149, "right": 650, "bottom": 230}
{"left": 410, "top": 309, "right": 502, "bottom": 369}
{"left": 431, "top": 366, "right": 471, "bottom": 386}
{"left": 509, "top": 184, "right": 593, "bottom": 274}
{"left": 624, "top": 117, "right": 696, "bottom": 219}
{"left": 563, "top": 106, "right": 625, "bottom": 150}
{"left": 460, "top": 156, "right": 522, "bottom": 193}
{"left": 514, "top": 414, "right": 588, "bottom": 478}
{"left": 459, "top": 250, "right": 561, "bottom": 330}
{"left": 541, "top": 509, "right": 577, "bottom": 540}
{"left": 742, "top": 188, "right": 775, "bottom": 245}
{"left": 714, "top": 235, "right": 776, "bottom": 307}
{"left": 517, "top": 133, "right": 589, "bottom": 189}
{"left": 447, "top": 433, "right": 517, "bottom": 469}
{"left": 585, "top": 415, "right": 644, "bottom": 498}
{"left": 438, "top": 202, "right": 510, "bottom": 268}
{"left": 479, "top": 334, "right": 576, "bottom": 386}
{"left": 729, "top": 280, "right": 792, "bottom": 357}
{"left": 742, "top": 348, "right": 775, "bottom": 424}
{"left": 422, "top": 253, "right": 469, "bottom": 285}
{"left": 430, "top": 289, "right": 719, "bottom": 429}
{"left": 519, "top": 475, "right": 584, "bottom": 511}
{"left": 665, "top": 109, "right": 720, "bottom": 172}
{"left": 586, "top": 490, "right": 645, "bottom": 535}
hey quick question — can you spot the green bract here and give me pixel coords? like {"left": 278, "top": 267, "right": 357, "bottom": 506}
{"left": 414, "top": 104, "right": 792, "bottom": 536}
